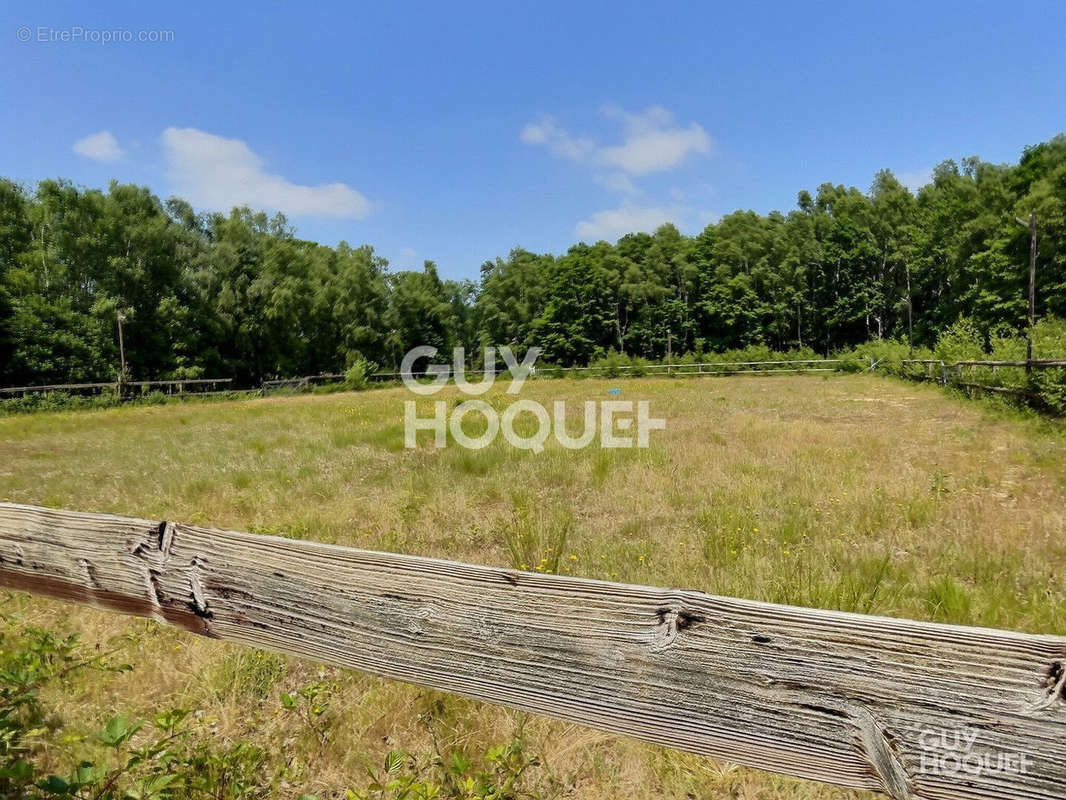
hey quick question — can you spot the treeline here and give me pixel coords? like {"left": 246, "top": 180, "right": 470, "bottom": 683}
{"left": 1, "top": 135, "right": 1065, "bottom": 386}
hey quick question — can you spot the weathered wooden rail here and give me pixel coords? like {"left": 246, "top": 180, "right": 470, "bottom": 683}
{"left": 0, "top": 503, "right": 1063, "bottom": 799}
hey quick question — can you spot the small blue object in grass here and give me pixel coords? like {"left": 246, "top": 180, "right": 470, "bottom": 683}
{"left": 607, "top": 387, "right": 622, "bottom": 395}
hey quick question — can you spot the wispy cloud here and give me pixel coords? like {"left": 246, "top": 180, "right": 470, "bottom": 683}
{"left": 523, "top": 105, "right": 715, "bottom": 241}
{"left": 595, "top": 172, "right": 639, "bottom": 195}
{"left": 520, "top": 105, "right": 711, "bottom": 176}
{"left": 598, "top": 105, "right": 711, "bottom": 175}
{"left": 161, "top": 127, "right": 371, "bottom": 219}
{"left": 396, "top": 247, "right": 418, "bottom": 268}
{"left": 576, "top": 206, "right": 679, "bottom": 240}
{"left": 575, "top": 204, "right": 718, "bottom": 241}
{"left": 896, "top": 167, "right": 933, "bottom": 193}
{"left": 73, "top": 130, "right": 124, "bottom": 162}
{"left": 519, "top": 117, "right": 596, "bottom": 161}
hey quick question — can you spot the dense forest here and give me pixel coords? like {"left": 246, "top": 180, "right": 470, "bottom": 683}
{"left": 1, "top": 135, "right": 1065, "bottom": 386}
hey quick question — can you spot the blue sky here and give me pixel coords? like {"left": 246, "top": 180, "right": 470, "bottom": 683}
{"left": 2, "top": 1, "right": 1065, "bottom": 280}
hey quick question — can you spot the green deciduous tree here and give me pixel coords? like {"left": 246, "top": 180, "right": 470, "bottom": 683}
{"left": 4, "top": 133, "right": 1066, "bottom": 383}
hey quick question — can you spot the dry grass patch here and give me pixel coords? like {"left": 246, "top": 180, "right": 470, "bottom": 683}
{"left": 1, "top": 374, "right": 1064, "bottom": 798}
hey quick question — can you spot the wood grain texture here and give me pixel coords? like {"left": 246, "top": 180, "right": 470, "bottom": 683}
{"left": 0, "top": 502, "right": 1063, "bottom": 799}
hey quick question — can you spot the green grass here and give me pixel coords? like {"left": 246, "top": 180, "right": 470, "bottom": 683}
{"left": 2, "top": 375, "right": 1064, "bottom": 799}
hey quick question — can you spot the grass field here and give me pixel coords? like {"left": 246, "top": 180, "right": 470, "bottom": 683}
{"left": 2, "top": 375, "right": 1065, "bottom": 799}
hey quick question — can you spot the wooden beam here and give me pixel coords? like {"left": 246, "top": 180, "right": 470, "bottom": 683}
{"left": 0, "top": 503, "right": 1063, "bottom": 799}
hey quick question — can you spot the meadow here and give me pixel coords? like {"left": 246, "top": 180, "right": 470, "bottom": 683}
{"left": 2, "top": 374, "right": 1065, "bottom": 799}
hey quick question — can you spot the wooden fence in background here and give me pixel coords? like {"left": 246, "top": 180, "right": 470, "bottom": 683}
{"left": 902, "top": 359, "right": 1066, "bottom": 400}
{"left": 261, "top": 373, "right": 345, "bottom": 392}
{"left": 0, "top": 377, "right": 233, "bottom": 397}
{"left": 7, "top": 358, "right": 1065, "bottom": 402}
{"left": 0, "top": 359, "right": 868, "bottom": 400}
{"left": 0, "top": 503, "right": 1063, "bottom": 799}
{"left": 361, "top": 359, "right": 850, "bottom": 383}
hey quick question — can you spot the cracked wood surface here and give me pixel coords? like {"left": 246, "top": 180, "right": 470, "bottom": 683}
{"left": 0, "top": 503, "right": 1064, "bottom": 799}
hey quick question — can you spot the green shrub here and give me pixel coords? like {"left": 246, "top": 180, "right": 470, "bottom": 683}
{"left": 840, "top": 339, "right": 927, "bottom": 377}
{"left": 1027, "top": 318, "right": 1066, "bottom": 411}
{"left": 934, "top": 317, "right": 985, "bottom": 363}
{"left": 345, "top": 358, "right": 378, "bottom": 391}
{"left": 0, "top": 620, "right": 272, "bottom": 800}
{"left": 346, "top": 718, "right": 546, "bottom": 800}
{"left": 927, "top": 317, "right": 1066, "bottom": 411}
{"left": 1, "top": 612, "right": 553, "bottom": 800}
{"left": 589, "top": 350, "right": 628, "bottom": 378}
{"left": 1033, "top": 315, "right": 1066, "bottom": 357}
{"left": 532, "top": 362, "right": 561, "bottom": 379}
{"left": 1029, "top": 368, "right": 1066, "bottom": 414}
{"left": 164, "top": 366, "right": 206, "bottom": 381}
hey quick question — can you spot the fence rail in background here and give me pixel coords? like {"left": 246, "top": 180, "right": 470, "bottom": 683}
{"left": 901, "top": 359, "right": 1066, "bottom": 373}
{"left": 0, "top": 377, "right": 233, "bottom": 396}
{"left": 559, "top": 359, "right": 844, "bottom": 371}
{"left": 3, "top": 360, "right": 851, "bottom": 401}
{"left": 7, "top": 358, "right": 1063, "bottom": 401}
{"left": 365, "top": 359, "right": 850, "bottom": 382}
{"left": 901, "top": 359, "right": 1066, "bottom": 401}
{"left": 0, "top": 503, "right": 1063, "bottom": 800}
{"left": 0, "top": 381, "right": 119, "bottom": 394}
{"left": 951, "top": 360, "right": 1066, "bottom": 368}
{"left": 261, "top": 373, "right": 344, "bottom": 392}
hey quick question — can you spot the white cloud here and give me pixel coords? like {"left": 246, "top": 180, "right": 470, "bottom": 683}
{"left": 520, "top": 105, "right": 711, "bottom": 177}
{"left": 598, "top": 105, "right": 711, "bottom": 175}
{"left": 897, "top": 167, "right": 932, "bottom": 193}
{"left": 519, "top": 117, "right": 596, "bottom": 161}
{"left": 523, "top": 106, "right": 714, "bottom": 240}
{"left": 595, "top": 172, "right": 639, "bottom": 194}
{"left": 575, "top": 205, "right": 687, "bottom": 240}
{"left": 396, "top": 247, "right": 418, "bottom": 267}
{"left": 161, "top": 127, "right": 371, "bottom": 219}
{"left": 575, "top": 201, "right": 721, "bottom": 241}
{"left": 73, "top": 130, "right": 124, "bottom": 162}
